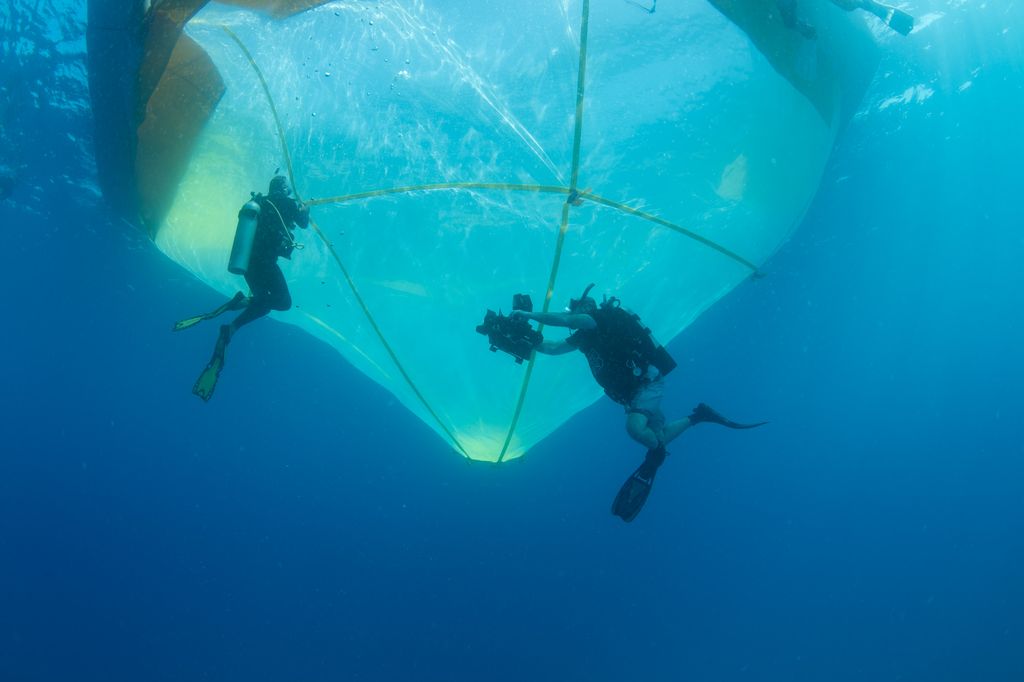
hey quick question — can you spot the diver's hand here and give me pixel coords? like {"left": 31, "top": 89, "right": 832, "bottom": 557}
{"left": 296, "top": 202, "right": 310, "bottom": 228}
{"left": 510, "top": 310, "right": 532, "bottom": 321}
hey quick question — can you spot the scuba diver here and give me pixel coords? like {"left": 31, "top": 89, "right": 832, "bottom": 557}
{"left": 174, "top": 174, "right": 310, "bottom": 401}
{"left": 504, "top": 285, "right": 767, "bottom": 522}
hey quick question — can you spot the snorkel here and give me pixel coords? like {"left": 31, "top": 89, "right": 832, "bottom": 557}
{"left": 568, "top": 283, "right": 596, "bottom": 313}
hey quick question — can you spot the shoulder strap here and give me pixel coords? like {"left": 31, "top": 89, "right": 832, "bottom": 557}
{"left": 264, "top": 196, "right": 296, "bottom": 245}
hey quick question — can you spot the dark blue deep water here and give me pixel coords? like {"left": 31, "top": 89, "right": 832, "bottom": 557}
{"left": 2, "top": 1, "right": 1023, "bottom": 681}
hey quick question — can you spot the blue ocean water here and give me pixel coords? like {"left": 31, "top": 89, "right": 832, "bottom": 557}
{"left": 2, "top": 1, "right": 1023, "bottom": 681}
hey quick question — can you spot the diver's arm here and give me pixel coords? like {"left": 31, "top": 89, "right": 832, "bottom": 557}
{"left": 285, "top": 197, "right": 310, "bottom": 229}
{"left": 535, "top": 339, "right": 576, "bottom": 355}
{"left": 294, "top": 201, "right": 310, "bottom": 229}
{"left": 513, "top": 310, "right": 596, "bottom": 330}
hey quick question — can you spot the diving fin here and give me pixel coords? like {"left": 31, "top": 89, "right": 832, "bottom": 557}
{"left": 612, "top": 467, "right": 655, "bottom": 522}
{"left": 885, "top": 7, "right": 914, "bottom": 36}
{"left": 865, "top": 1, "right": 914, "bottom": 36}
{"left": 192, "top": 325, "right": 232, "bottom": 402}
{"left": 173, "top": 292, "right": 248, "bottom": 332}
{"left": 690, "top": 403, "right": 768, "bottom": 430}
{"left": 611, "top": 446, "right": 666, "bottom": 523}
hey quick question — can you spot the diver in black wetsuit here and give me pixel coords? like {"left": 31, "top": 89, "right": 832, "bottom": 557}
{"left": 226, "top": 175, "right": 310, "bottom": 338}
{"left": 177, "top": 175, "right": 310, "bottom": 401}
{"left": 512, "top": 285, "right": 766, "bottom": 522}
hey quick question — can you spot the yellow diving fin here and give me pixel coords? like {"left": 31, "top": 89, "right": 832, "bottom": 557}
{"left": 173, "top": 292, "right": 248, "bottom": 332}
{"left": 192, "top": 325, "right": 232, "bottom": 402}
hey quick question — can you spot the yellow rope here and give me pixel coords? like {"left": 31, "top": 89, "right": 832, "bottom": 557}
{"left": 496, "top": 0, "right": 592, "bottom": 463}
{"left": 307, "top": 215, "right": 471, "bottom": 458}
{"left": 308, "top": 183, "right": 759, "bottom": 274}
{"left": 307, "top": 183, "right": 569, "bottom": 206}
{"left": 581, "top": 191, "right": 761, "bottom": 273}
{"left": 221, "top": 27, "right": 296, "bottom": 188}
{"left": 222, "top": 7, "right": 761, "bottom": 462}
{"left": 222, "top": 25, "right": 470, "bottom": 459}
{"left": 568, "top": 0, "right": 591, "bottom": 192}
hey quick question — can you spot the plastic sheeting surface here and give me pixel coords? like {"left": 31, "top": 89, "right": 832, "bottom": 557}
{"left": 156, "top": 0, "right": 874, "bottom": 461}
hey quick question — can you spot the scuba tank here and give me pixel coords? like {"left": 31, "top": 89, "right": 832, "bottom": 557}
{"left": 228, "top": 199, "right": 261, "bottom": 275}
{"left": 601, "top": 298, "right": 677, "bottom": 378}
{"left": 587, "top": 297, "right": 678, "bottom": 403}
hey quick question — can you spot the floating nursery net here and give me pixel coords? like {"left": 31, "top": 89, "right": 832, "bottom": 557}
{"left": 151, "top": 0, "right": 875, "bottom": 461}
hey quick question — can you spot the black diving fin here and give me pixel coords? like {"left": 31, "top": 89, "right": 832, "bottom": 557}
{"left": 885, "top": 7, "right": 914, "bottom": 36}
{"left": 612, "top": 446, "right": 666, "bottom": 523}
{"left": 690, "top": 403, "right": 769, "bottom": 430}
{"left": 173, "top": 292, "right": 248, "bottom": 332}
{"left": 192, "top": 325, "right": 231, "bottom": 402}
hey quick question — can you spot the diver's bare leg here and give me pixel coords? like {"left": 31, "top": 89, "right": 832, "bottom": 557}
{"left": 626, "top": 412, "right": 661, "bottom": 449}
{"left": 660, "top": 417, "right": 695, "bottom": 446}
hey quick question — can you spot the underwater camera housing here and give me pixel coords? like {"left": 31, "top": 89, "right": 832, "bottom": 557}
{"left": 476, "top": 294, "right": 544, "bottom": 364}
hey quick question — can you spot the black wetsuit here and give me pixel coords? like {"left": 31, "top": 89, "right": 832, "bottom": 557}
{"left": 566, "top": 308, "right": 654, "bottom": 405}
{"left": 234, "top": 193, "right": 308, "bottom": 329}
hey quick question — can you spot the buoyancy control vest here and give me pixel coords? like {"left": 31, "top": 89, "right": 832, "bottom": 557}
{"left": 568, "top": 299, "right": 677, "bottom": 405}
{"left": 253, "top": 193, "right": 300, "bottom": 260}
